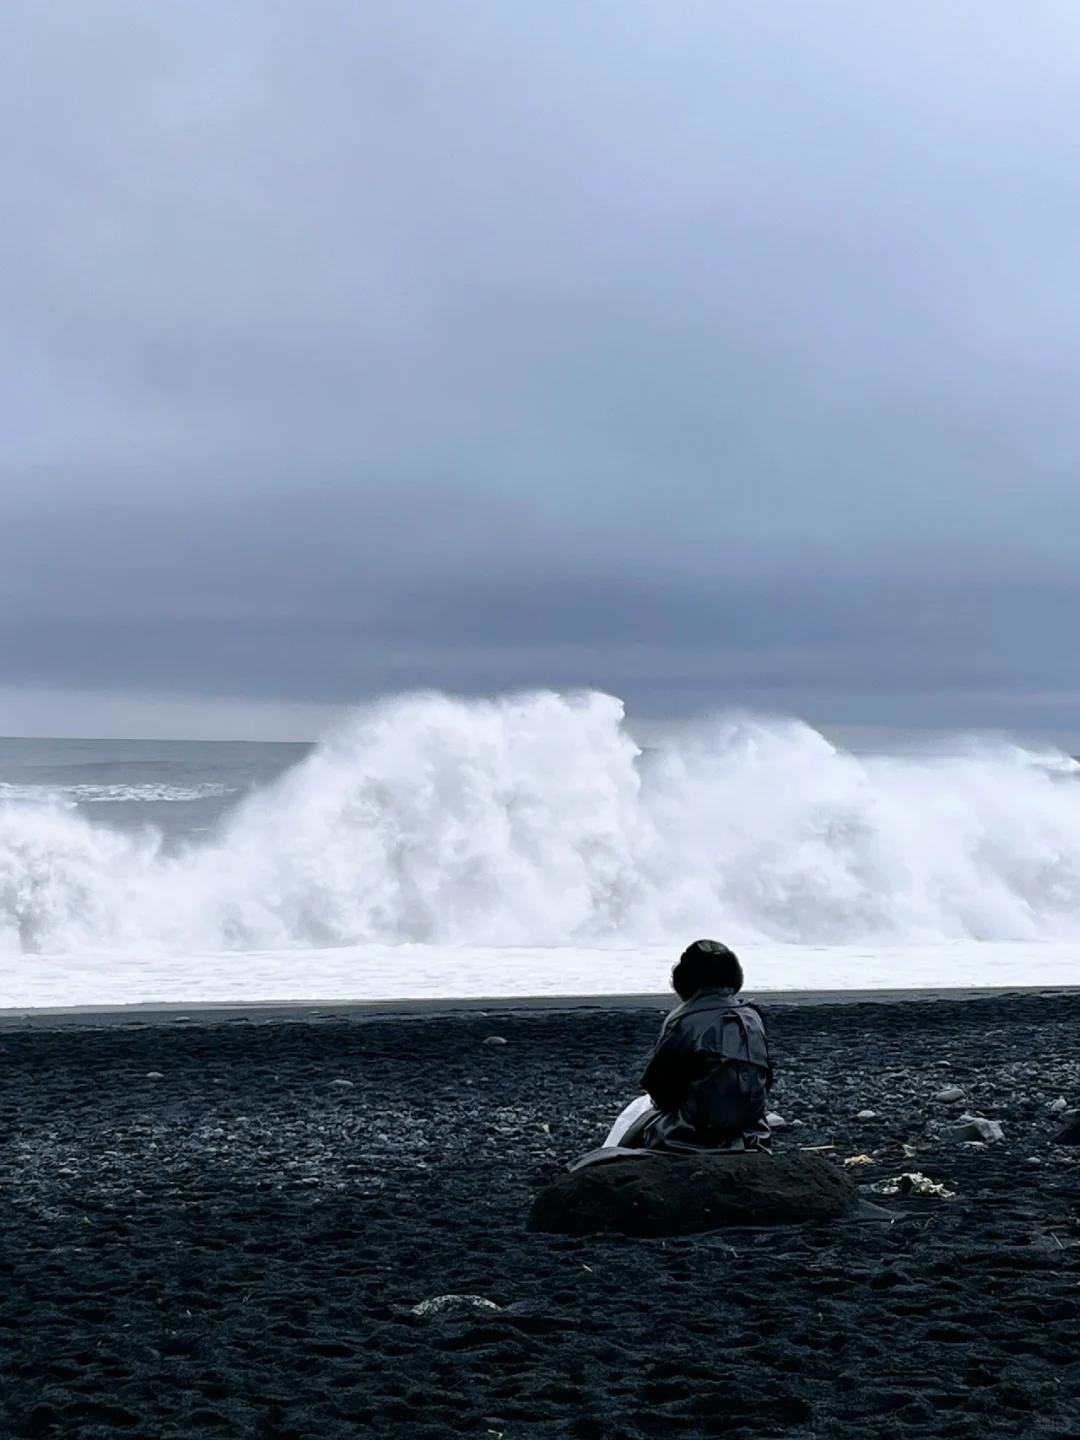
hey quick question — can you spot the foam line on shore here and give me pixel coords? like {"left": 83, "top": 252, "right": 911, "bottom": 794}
{"left": 3, "top": 985, "right": 1078, "bottom": 1030}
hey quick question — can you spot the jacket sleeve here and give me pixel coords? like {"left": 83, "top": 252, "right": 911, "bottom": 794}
{"left": 641, "top": 1019, "right": 692, "bottom": 1112}
{"left": 746, "top": 1003, "right": 776, "bottom": 1091}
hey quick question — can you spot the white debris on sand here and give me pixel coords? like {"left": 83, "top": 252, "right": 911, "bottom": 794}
{"left": 872, "top": 1172, "right": 957, "bottom": 1200}
{"left": 411, "top": 1295, "right": 501, "bottom": 1318}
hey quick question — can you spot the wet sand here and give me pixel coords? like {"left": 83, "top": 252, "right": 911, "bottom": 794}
{"left": 2, "top": 992, "right": 1079, "bottom": 1438}
{"left": 3, "top": 983, "right": 1077, "bottom": 1028}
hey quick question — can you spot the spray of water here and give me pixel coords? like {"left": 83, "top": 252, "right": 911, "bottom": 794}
{"left": 2, "top": 690, "right": 1080, "bottom": 955}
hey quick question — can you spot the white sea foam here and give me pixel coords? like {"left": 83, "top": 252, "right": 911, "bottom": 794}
{"left": 0, "top": 781, "right": 234, "bottom": 805}
{"left": 1, "top": 942, "right": 1077, "bottom": 1010}
{"left": 2, "top": 690, "right": 1080, "bottom": 962}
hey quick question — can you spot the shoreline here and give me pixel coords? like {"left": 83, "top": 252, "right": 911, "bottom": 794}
{"left": 2, "top": 982, "right": 1078, "bottom": 1029}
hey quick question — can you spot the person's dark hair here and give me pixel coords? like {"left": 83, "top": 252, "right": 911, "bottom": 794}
{"left": 671, "top": 939, "right": 744, "bottom": 1001}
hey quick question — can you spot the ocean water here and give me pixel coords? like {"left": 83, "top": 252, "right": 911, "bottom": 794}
{"left": 0, "top": 736, "right": 309, "bottom": 846}
{"left": 1, "top": 691, "right": 1078, "bottom": 1007}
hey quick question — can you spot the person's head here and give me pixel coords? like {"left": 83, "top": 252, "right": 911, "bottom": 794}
{"left": 671, "top": 939, "right": 744, "bottom": 1001}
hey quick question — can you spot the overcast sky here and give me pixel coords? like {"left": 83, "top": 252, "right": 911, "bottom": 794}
{"left": 4, "top": 1, "right": 1080, "bottom": 740}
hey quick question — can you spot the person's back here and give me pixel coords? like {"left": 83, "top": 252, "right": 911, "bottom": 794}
{"left": 635, "top": 940, "right": 773, "bottom": 1153}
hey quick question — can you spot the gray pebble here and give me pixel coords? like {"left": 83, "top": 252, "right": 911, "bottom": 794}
{"left": 933, "top": 1086, "right": 965, "bottom": 1103}
{"left": 949, "top": 1116, "right": 1004, "bottom": 1144}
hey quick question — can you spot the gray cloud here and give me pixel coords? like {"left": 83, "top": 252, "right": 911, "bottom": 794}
{"left": 3, "top": 1, "right": 1080, "bottom": 736}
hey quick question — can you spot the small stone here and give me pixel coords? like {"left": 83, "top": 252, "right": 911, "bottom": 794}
{"left": 484, "top": 1036, "right": 508, "bottom": 1046}
{"left": 765, "top": 1112, "right": 788, "bottom": 1130}
{"left": 933, "top": 1086, "right": 964, "bottom": 1103}
{"left": 1049, "top": 1097, "right": 1068, "bottom": 1113}
{"left": 1026, "top": 1156, "right": 1043, "bottom": 1166}
{"left": 145, "top": 1072, "right": 165, "bottom": 1081}
{"left": 329, "top": 1079, "right": 355, "bottom": 1089}
{"left": 411, "top": 1294, "right": 501, "bottom": 1317}
{"left": 856, "top": 1110, "right": 878, "bottom": 1121}
{"left": 949, "top": 1117, "right": 1004, "bottom": 1144}
{"left": 1051, "top": 1112, "right": 1080, "bottom": 1146}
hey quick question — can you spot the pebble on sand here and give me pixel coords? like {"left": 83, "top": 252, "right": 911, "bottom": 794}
{"left": 933, "top": 1086, "right": 965, "bottom": 1103}
{"left": 484, "top": 1036, "right": 508, "bottom": 1047}
{"left": 329, "top": 1079, "right": 355, "bottom": 1089}
{"left": 949, "top": 1116, "right": 1004, "bottom": 1144}
{"left": 856, "top": 1109, "right": 878, "bottom": 1120}
{"left": 145, "top": 1072, "right": 165, "bottom": 1080}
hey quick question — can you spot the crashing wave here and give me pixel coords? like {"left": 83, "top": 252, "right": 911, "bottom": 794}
{"left": 3, "top": 690, "right": 1080, "bottom": 955}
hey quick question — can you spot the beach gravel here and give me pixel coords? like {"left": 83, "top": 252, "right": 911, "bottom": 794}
{"left": 1, "top": 993, "right": 1079, "bottom": 1438}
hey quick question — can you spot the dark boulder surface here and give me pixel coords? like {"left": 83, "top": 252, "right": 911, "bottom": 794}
{"left": 529, "top": 1151, "right": 858, "bottom": 1235}
{"left": 1051, "top": 1110, "right": 1080, "bottom": 1145}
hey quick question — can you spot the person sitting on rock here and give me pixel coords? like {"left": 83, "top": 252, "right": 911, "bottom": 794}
{"left": 622, "top": 940, "right": 774, "bottom": 1153}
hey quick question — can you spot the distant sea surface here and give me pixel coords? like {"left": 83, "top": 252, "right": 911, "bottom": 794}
{"left": 0, "top": 735, "right": 310, "bottom": 848}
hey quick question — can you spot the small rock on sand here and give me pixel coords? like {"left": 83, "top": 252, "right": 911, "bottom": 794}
{"left": 484, "top": 1036, "right": 508, "bottom": 1047}
{"left": 856, "top": 1109, "right": 878, "bottom": 1121}
{"left": 1049, "top": 1097, "right": 1068, "bottom": 1113}
{"left": 329, "top": 1079, "right": 355, "bottom": 1089}
{"left": 145, "top": 1072, "right": 165, "bottom": 1081}
{"left": 765, "top": 1112, "right": 788, "bottom": 1130}
{"left": 934, "top": 1086, "right": 965, "bottom": 1103}
{"left": 949, "top": 1116, "right": 1004, "bottom": 1144}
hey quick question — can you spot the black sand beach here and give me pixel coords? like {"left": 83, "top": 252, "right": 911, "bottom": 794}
{"left": 2, "top": 992, "right": 1079, "bottom": 1439}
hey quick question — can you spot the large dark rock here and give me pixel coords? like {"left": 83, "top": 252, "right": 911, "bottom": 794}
{"left": 527, "top": 1152, "right": 858, "bottom": 1237}
{"left": 1050, "top": 1110, "right": 1080, "bottom": 1146}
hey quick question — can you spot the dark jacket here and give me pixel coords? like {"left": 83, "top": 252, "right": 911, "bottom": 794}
{"left": 640, "top": 988, "right": 773, "bottom": 1152}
